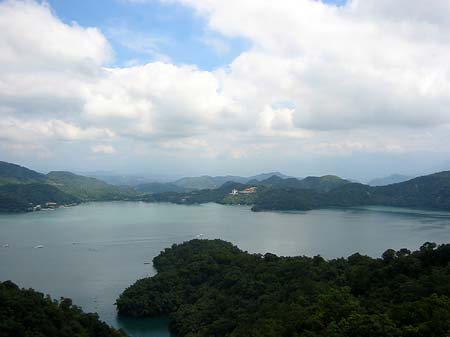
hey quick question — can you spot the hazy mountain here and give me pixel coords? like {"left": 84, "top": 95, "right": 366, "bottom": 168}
{"left": 247, "top": 172, "right": 292, "bottom": 181}
{"left": 135, "top": 182, "right": 190, "bottom": 194}
{"left": 173, "top": 172, "right": 291, "bottom": 190}
{"left": 368, "top": 174, "right": 412, "bottom": 186}
{"left": 84, "top": 173, "right": 153, "bottom": 187}
{"left": 0, "top": 161, "right": 46, "bottom": 185}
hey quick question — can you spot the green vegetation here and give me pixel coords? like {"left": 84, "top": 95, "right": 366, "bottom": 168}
{"left": 0, "top": 184, "right": 79, "bottom": 212}
{"left": 47, "top": 171, "right": 137, "bottom": 201}
{"left": 117, "top": 239, "right": 450, "bottom": 337}
{"left": 253, "top": 171, "right": 450, "bottom": 212}
{"left": 0, "top": 161, "right": 141, "bottom": 212}
{"left": 0, "top": 281, "right": 127, "bottom": 337}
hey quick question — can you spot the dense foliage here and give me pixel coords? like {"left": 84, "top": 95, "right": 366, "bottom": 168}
{"left": 117, "top": 239, "right": 450, "bottom": 337}
{"left": 0, "top": 281, "right": 127, "bottom": 337}
{"left": 0, "top": 184, "right": 80, "bottom": 212}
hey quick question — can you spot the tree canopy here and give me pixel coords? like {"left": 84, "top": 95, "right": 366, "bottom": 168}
{"left": 117, "top": 239, "right": 450, "bottom": 337}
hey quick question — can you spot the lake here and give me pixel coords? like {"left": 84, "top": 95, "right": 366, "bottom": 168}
{"left": 2, "top": 202, "right": 450, "bottom": 336}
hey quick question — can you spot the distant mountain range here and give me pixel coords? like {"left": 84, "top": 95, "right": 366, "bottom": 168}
{"left": 368, "top": 174, "right": 413, "bottom": 186}
{"left": 2, "top": 160, "right": 450, "bottom": 214}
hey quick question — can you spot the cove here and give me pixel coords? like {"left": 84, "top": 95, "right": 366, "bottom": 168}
{"left": 2, "top": 202, "right": 450, "bottom": 336}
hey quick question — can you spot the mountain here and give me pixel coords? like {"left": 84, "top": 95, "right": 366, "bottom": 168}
{"left": 46, "top": 171, "right": 137, "bottom": 201}
{"left": 0, "top": 183, "right": 79, "bottom": 212}
{"left": 172, "top": 172, "right": 291, "bottom": 190}
{"left": 1, "top": 281, "right": 127, "bottom": 337}
{"left": 247, "top": 172, "right": 291, "bottom": 181}
{"left": 117, "top": 239, "right": 450, "bottom": 337}
{"left": 368, "top": 174, "right": 413, "bottom": 186}
{"left": 0, "top": 161, "right": 46, "bottom": 185}
{"left": 84, "top": 173, "right": 152, "bottom": 187}
{"left": 135, "top": 182, "right": 190, "bottom": 194}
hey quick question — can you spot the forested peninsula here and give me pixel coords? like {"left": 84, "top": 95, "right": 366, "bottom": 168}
{"left": 117, "top": 239, "right": 450, "bottom": 337}
{"left": 0, "top": 281, "right": 127, "bottom": 337}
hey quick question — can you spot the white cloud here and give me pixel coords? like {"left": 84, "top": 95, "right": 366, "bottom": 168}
{"left": 91, "top": 144, "right": 116, "bottom": 154}
{"left": 1, "top": 0, "right": 450, "bottom": 176}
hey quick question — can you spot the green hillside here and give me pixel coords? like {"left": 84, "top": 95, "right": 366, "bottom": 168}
{"left": 0, "top": 184, "right": 80, "bottom": 212}
{"left": 0, "top": 281, "right": 127, "bottom": 337}
{"left": 0, "top": 161, "right": 46, "bottom": 185}
{"left": 47, "top": 171, "right": 137, "bottom": 201}
{"left": 253, "top": 171, "right": 450, "bottom": 212}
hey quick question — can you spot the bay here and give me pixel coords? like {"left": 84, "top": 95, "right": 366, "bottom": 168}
{"left": 1, "top": 202, "right": 450, "bottom": 336}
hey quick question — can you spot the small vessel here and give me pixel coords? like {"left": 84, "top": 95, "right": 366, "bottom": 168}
{"left": 2, "top": 244, "right": 9, "bottom": 248}
{"left": 34, "top": 245, "right": 44, "bottom": 249}
{"left": 144, "top": 262, "right": 151, "bottom": 265}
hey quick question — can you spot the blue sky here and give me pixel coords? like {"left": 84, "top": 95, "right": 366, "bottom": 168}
{"left": 47, "top": 0, "right": 345, "bottom": 70}
{"left": 47, "top": 0, "right": 250, "bottom": 70}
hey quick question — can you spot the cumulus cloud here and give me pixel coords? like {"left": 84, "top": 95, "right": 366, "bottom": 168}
{"left": 1, "top": 0, "right": 450, "bottom": 176}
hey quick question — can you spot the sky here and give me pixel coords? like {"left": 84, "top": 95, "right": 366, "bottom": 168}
{"left": 1, "top": 0, "right": 450, "bottom": 181}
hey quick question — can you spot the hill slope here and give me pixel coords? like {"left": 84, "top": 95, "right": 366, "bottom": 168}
{"left": 253, "top": 171, "right": 450, "bottom": 211}
{"left": 369, "top": 174, "right": 412, "bottom": 186}
{"left": 47, "top": 171, "right": 137, "bottom": 201}
{"left": 0, "top": 183, "right": 80, "bottom": 212}
{"left": 0, "top": 161, "right": 46, "bottom": 185}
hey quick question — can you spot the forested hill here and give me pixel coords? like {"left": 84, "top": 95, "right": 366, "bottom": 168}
{"left": 0, "top": 184, "right": 80, "bottom": 212}
{"left": 0, "top": 281, "right": 127, "bottom": 337}
{"left": 47, "top": 171, "right": 137, "bottom": 201}
{"left": 0, "top": 161, "right": 139, "bottom": 212}
{"left": 253, "top": 171, "right": 450, "bottom": 211}
{"left": 117, "top": 239, "right": 450, "bottom": 337}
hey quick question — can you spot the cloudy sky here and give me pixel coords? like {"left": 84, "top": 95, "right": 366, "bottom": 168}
{"left": 1, "top": 0, "right": 450, "bottom": 181}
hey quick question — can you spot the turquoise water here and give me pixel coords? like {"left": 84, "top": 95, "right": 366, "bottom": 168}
{"left": 1, "top": 202, "right": 450, "bottom": 336}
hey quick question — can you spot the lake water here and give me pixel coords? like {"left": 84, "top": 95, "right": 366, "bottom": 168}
{"left": 2, "top": 202, "right": 450, "bottom": 336}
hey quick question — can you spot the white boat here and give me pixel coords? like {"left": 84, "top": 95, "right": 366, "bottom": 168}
{"left": 34, "top": 245, "right": 44, "bottom": 249}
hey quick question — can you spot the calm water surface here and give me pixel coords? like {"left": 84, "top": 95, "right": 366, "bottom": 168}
{"left": 2, "top": 202, "right": 450, "bottom": 336}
